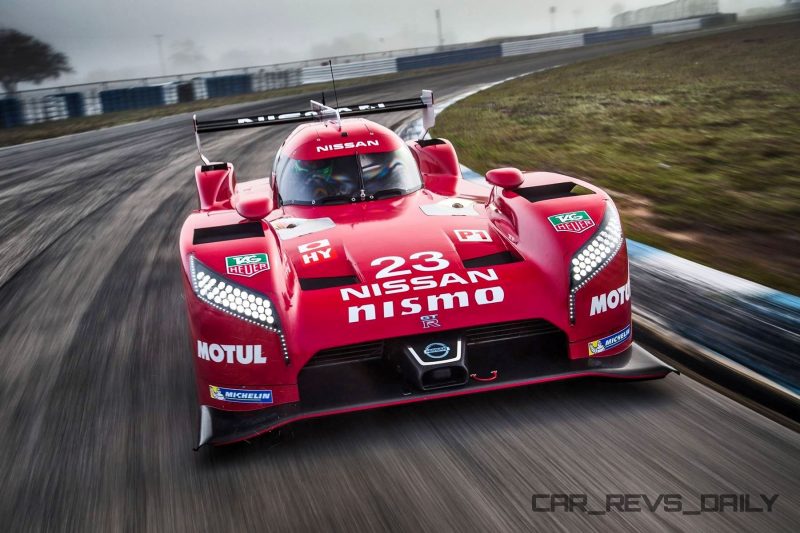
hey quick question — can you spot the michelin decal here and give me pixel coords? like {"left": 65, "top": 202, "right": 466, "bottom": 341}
{"left": 588, "top": 325, "right": 632, "bottom": 356}
{"left": 210, "top": 386, "right": 273, "bottom": 404}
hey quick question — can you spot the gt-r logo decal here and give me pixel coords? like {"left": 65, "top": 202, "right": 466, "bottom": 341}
{"left": 588, "top": 324, "right": 631, "bottom": 356}
{"left": 197, "top": 341, "right": 267, "bottom": 364}
{"left": 454, "top": 229, "right": 491, "bottom": 242}
{"left": 548, "top": 211, "right": 595, "bottom": 233}
{"left": 298, "top": 239, "right": 336, "bottom": 265}
{"left": 210, "top": 386, "right": 273, "bottom": 404}
{"left": 225, "top": 253, "right": 270, "bottom": 277}
{"left": 590, "top": 280, "right": 631, "bottom": 316}
{"left": 421, "top": 315, "right": 441, "bottom": 328}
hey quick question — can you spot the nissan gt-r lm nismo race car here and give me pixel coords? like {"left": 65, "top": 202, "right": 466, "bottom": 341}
{"left": 181, "top": 91, "right": 674, "bottom": 447}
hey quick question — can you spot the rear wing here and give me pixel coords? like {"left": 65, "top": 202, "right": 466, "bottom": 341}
{"left": 193, "top": 90, "right": 434, "bottom": 164}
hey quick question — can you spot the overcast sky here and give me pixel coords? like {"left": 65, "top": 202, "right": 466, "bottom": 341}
{"left": 1, "top": 0, "right": 783, "bottom": 85}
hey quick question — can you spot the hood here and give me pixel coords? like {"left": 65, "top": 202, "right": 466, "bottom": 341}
{"left": 273, "top": 190, "right": 515, "bottom": 288}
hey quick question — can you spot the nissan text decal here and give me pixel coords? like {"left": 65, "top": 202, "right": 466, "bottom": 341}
{"left": 235, "top": 103, "right": 387, "bottom": 125}
{"left": 316, "top": 140, "right": 380, "bottom": 153}
{"left": 197, "top": 341, "right": 266, "bottom": 364}
{"left": 340, "top": 251, "right": 505, "bottom": 323}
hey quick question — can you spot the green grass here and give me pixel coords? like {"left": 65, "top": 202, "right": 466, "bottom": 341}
{"left": 434, "top": 21, "right": 800, "bottom": 294}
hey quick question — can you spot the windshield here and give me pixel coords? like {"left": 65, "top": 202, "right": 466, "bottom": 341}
{"left": 277, "top": 148, "right": 422, "bottom": 205}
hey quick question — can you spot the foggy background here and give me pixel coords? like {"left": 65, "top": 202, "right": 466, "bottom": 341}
{"left": 0, "top": 0, "right": 785, "bottom": 84}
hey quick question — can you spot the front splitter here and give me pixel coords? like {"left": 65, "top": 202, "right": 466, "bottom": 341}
{"left": 196, "top": 343, "right": 675, "bottom": 448}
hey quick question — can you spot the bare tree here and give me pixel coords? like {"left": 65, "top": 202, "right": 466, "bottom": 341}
{"left": 0, "top": 29, "right": 72, "bottom": 94}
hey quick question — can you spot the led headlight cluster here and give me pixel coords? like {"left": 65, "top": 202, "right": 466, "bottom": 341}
{"left": 189, "top": 256, "right": 289, "bottom": 363}
{"left": 568, "top": 204, "right": 624, "bottom": 323}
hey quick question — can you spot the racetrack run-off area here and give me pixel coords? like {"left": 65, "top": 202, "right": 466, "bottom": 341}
{"left": 435, "top": 20, "right": 800, "bottom": 294}
{"left": 1, "top": 22, "right": 798, "bottom": 532}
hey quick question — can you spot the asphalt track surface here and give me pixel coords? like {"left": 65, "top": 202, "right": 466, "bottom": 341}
{"left": 1, "top": 32, "right": 798, "bottom": 532}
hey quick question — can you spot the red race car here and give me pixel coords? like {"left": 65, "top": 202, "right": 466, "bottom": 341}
{"left": 181, "top": 91, "right": 673, "bottom": 447}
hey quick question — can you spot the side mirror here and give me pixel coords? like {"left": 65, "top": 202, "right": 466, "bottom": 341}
{"left": 235, "top": 195, "right": 273, "bottom": 221}
{"left": 486, "top": 167, "right": 524, "bottom": 189}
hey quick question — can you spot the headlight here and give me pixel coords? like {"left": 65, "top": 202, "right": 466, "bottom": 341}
{"left": 189, "top": 255, "right": 288, "bottom": 363}
{"left": 568, "top": 203, "right": 624, "bottom": 323}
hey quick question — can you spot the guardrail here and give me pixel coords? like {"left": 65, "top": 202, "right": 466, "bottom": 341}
{"left": 0, "top": 14, "right": 734, "bottom": 129}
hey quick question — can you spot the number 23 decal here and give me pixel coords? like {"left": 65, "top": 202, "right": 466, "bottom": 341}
{"left": 372, "top": 251, "right": 449, "bottom": 279}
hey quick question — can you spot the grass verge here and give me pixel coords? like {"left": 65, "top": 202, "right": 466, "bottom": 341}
{"left": 434, "top": 21, "right": 800, "bottom": 294}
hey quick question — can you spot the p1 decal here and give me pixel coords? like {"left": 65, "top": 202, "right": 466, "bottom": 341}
{"left": 547, "top": 211, "right": 595, "bottom": 234}
{"left": 298, "top": 238, "right": 336, "bottom": 265}
{"left": 197, "top": 341, "right": 267, "bottom": 364}
{"left": 225, "top": 253, "right": 270, "bottom": 277}
{"left": 588, "top": 324, "right": 631, "bottom": 356}
{"left": 454, "top": 229, "right": 491, "bottom": 243}
{"left": 209, "top": 386, "right": 273, "bottom": 404}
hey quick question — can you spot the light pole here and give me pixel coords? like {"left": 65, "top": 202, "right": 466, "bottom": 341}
{"left": 154, "top": 34, "right": 166, "bottom": 76}
{"left": 435, "top": 9, "right": 444, "bottom": 50}
{"left": 549, "top": 6, "right": 556, "bottom": 33}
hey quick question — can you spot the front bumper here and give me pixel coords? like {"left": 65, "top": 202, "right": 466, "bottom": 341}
{"left": 196, "top": 343, "right": 674, "bottom": 447}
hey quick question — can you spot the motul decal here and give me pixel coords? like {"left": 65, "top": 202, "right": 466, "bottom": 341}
{"left": 197, "top": 341, "right": 266, "bottom": 364}
{"left": 225, "top": 253, "right": 270, "bottom": 277}
{"left": 454, "top": 229, "right": 491, "bottom": 242}
{"left": 590, "top": 280, "right": 631, "bottom": 316}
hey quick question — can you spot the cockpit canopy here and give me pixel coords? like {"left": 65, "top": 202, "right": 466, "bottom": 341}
{"left": 276, "top": 147, "right": 422, "bottom": 205}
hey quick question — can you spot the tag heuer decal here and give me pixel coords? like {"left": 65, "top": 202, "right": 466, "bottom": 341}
{"left": 547, "top": 211, "right": 595, "bottom": 233}
{"left": 225, "top": 253, "right": 270, "bottom": 277}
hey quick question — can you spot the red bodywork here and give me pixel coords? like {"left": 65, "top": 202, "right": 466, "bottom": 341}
{"left": 181, "top": 104, "right": 671, "bottom": 447}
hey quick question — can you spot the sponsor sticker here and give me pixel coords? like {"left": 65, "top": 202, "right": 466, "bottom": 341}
{"left": 423, "top": 342, "right": 450, "bottom": 359}
{"left": 197, "top": 341, "right": 267, "bottom": 364}
{"left": 298, "top": 238, "right": 336, "bottom": 265}
{"left": 342, "top": 251, "right": 505, "bottom": 323}
{"left": 209, "top": 386, "right": 273, "bottom": 404}
{"left": 548, "top": 211, "right": 595, "bottom": 234}
{"left": 588, "top": 324, "right": 632, "bottom": 356}
{"left": 590, "top": 280, "right": 631, "bottom": 316}
{"left": 454, "top": 229, "right": 492, "bottom": 242}
{"left": 421, "top": 314, "right": 441, "bottom": 328}
{"left": 225, "top": 253, "right": 270, "bottom": 277}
